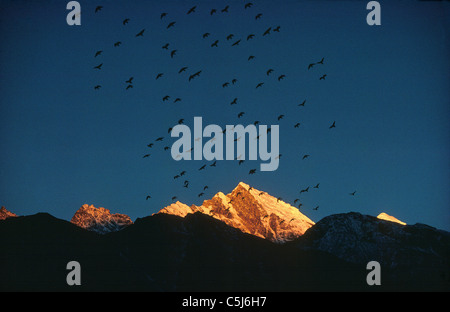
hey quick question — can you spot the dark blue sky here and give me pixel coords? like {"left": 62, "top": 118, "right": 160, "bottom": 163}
{"left": 1, "top": 0, "right": 449, "bottom": 231}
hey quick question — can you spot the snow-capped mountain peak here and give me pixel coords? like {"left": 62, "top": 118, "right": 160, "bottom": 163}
{"left": 157, "top": 182, "right": 315, "bottom": 243}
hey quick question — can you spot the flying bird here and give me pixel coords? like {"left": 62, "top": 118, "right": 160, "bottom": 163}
{"left": 248, "top": 55, "right": 255, "bottom": 61}
{"left": 314, "top": 183, "right": 320, "bottom": 189}
{"left": 210, "top": 9, "right": 217, "bottom": 15}
{"left": 255, "top": 13, "right": 262, "bottom": 20}
{"left": 198, "top": 192, "right": 204, "bottom": 197}
{"left": 156, "top": 137, "right": 164, "bottom": 141}
{"left": 298, "top": 100, "right": 306, "bottom": 107}
{"left": 273, "top": 26, "right": 281, "bottom": 32}
{"left": 170, "top": 49, "right": 177, "bottom": 58}
{"left": 210, "top": 161, "right": 217, "bottom": 167}
{"left": 232, "top": 39, "right": 241, "bottom": 46}
{"left": 319, "top": 74, "right": 327, "bottom": 80}
{"left": 93, "top": 63, "right": 103, "bottom": 70}
{"left": 202, "top": 33, "right": 210, "bottom": 39}
{"left": 245, "top": 3, "right": 253, "bottom": 9}
{"left": 211, "top": 40, "right": 219, "bottom": 47}
{"left": 136, "top": 29, "right": 145, "bottom": 37}
{"left": 94, "top": 85, "right": 101, "bottom": 90}
{"left": 302, "top": 154, "right": 310, "bottom": 160}
{"left": 317, "top": 57, "right": 324, "bottom": 64}
{"left": 227, "top": 34, "right": 234, "bottom": 40}
{"left": 294, "top": 123, "right": 301, "bottom": 128}
{"left": 174, "top": 98, "right": 181, "bottom": 103}
{"left": 278, "top": 114, "right": 284, "bottom": 120}
{"left": 94, "top": 50, "right": 102, "bottom": 57}
{"left": 146, "top": 195, "right": 151, "bottom": 200}
{"left": 232, "top": 78, "right": 237, "bottom": 84}
{"left": 263, "top": 27, "right": 271, "bottom": 36}
{"left": 167, "top": 21, "right": 176, "bottom": 29}
{"left": 266, "top": 69, "right": 274, "bottom": 75}
{"left": 247, "top": 34, "right": 255, "bottom": 40}
{"left": 126, "top": 84, "right": 132, "bottom": 90}
{"left": 162, "top": 95, "right": 170, "bottom": 101}
{"left": 122, "top": 18, "right": 130, "bottom": 25}
{"left": 221, "top": 5, "right": 229, "bottom": 13}
{"left": 178, "top": 67, "right": 188, "bottom": 73}
{"left": 349, "top": 191, "right": 356, "bottom": 196}
{"left": 95, "top": 6, "right": 102, "bottom": 13}
{"left": 156, "top": 73, "right": 163, "bottom": 80}
{"left": 313, "top": 206, "right": 319, "bottom": 210}
{"left": 126, "top": 77, "right": 133, "bottom": 84}
{"left": 256, "top": 82, "right": 264, "bottom": 88}
{"left": 162, "top": 43, "right": 169, "bottom": 50}
{"left": 114, "top": 41, "right": 121, "bottom": 47}
{"left": 187, "top": 6, "right": 196, "bottom": 14}
{"left": 249, "top": 169, "right": 256, "bottom": 174}
{"left": 143, "top": 154, "right": 150, "bottom": 158}
{"left": 199, "top": 165, "right": 206, "bottom": 171}
{"left": 300, "top": 187, "right": 309, "bottom": 194}
{"left": 278, "top": 74, "right": 285, "bottom": 81}
{"left": 308, "top": 63, "right": 315, "bottom": 70}
{"left": 329, "top": 121, "right": 336, "bottom": 129}
{"left": 230, "top": 98, "right": 237, "bottom": 105}
{"left": 160, "top": 12, "right": 167, "bottom": 19}
{"left": 222, "top": 82, "right": 229, "bottom": 88}
{"left": 238, "top": 112, "right": 245, "bottom": 118}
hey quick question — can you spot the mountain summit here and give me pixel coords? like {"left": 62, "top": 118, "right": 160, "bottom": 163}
{"left": 157, "top": 182, "right": 315, "bottom": 243}
{"left": 70, "top": 204, "right": 133, "bottom": 234}
{"left": 0, "top": 206, "right": 17, "bottom": 220}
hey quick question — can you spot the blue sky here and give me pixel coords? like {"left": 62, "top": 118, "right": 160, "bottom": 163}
{"left": 0, "top": 0, "right": 449, "bottom": 231}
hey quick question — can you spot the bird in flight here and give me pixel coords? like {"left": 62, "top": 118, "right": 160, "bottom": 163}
{"left": 247, "top": 34, "right": 255, "bottom": 40}
{"left": 187, "top": 6, "right": 196, "bottom": 14}
{"left": 221, "top": 5, "right": 229, "bottom": 13}
{"left": 136, "top": 29, "right": 145, "bottom": 37}
{"left": 245, "top": 2, "right": 253, "bottom": 9}
{"left": 302, "top": 154, "right": 310, "bottom": 160}
{"left": 94, "top": 50, "right": 102, "bottom": 57}
{"left": 230, "top": 98, "right": 238, "bottom": 105}
{"left": 126, "top": 77, "right": 133, "bottom": 84}
{"left": 329, "top": 121, "right": 336, "bottom": 129}
{"left": 222, "top": 82, "right": 229, "bottom": 88}
{"left": 178, "top": 67, "right": 188, "bottom": 73}
{"left": 199, "top": 165, "right": 206, "bottom": 171}
{"left": 319, "top": 74, "right": 327, "bottom": 80}
{"left": 294, "top": 123, "right": 301, "bottom": 128}
{"left": 255, "top": 13, "right": 262, "bottom": 20}
{"left": 263, "top": 27, "right": 271, "bottom": 36}
{"left": 167, "top": 21, "right": 176, "bottom": 29}
{"left": 146, "top": 195, "right": 151, "bottom": 200}
{"left": 317, "top": 57, "right": 324, "bottom": 64}
{"left": 156, "top": 137, "right": 164, "bottom": 141}
{"left": 232, "top": 78, "right": 238, "bottom": 84}
{"left": 162, "top": 95, "right": 170, "bottom": 101}
{"left": 298, "top": 100, "right": 306, "bottom": 107}
{"left": 349, "top": 191, "right": 357, "bottom": 196}
{"left": 170, "top": 50, "right": 177, "bottom": 58}
{"left": 123, "top": 18, "right": 130, "bottom": 25}
{"left": 211, "top": 40, "right": 219, "bottom": 47}
{"left": 156, "top": 73, "right": 163, "bottom": 80}
{"left": 162, "top": 43, "right": 169, "bottom": 50}
{"left": 114, "top": 41, "right": 121, "bottom": 47}
{"left": 203, "top": 33, "right": 210, "bottom": 39}
{"left": 308, "top": 63, "right": 315, "bottom": 70}
{"left": 95, "top": 6, "right": 102, "bottom": 13}
{"left": 94, "top": 85, "right": 101, "bottom": 90}
{"left": 278, "top": 74, "right": 285, "bottom": 81}
{"left": 249, "top": 169, "right": 256, "bottom": 174}
{"left": 160, "top": 12, "right": 167, "bottom": 19}
{"left": 300, "top": 187, "right": 309, "bottom": 194}
{"left": 313, "top": 206, "right": 319, "bottom": 210}
{"left": 126, "top": 84, "right": 132, "bottom": 90}
{"left": 277, "top": 114, "right": 284, "bottom": 121}
{"left": 256, "top": 82, "right": 264, "bottom": 89}
{"left": 198, "top": 192, "right": 204, "bottom": 197}
{"left": 267, "top": 69, "right": 274, "bottom": 76}
{"left": 143, "top": 154, "right": 150, "bottom": 158}
{"left": 174, "top": 98, "right": 181, "bottom": 103}
{"left": 248, "top": 55, "right": 255, "bottom": 61}
{"left": 314, "top": 183, "right": 320, "bottom": 189}
{"left": 273, "top": 26, "right": 281, "bottom": 32}
{"left": 210, "top": 9, "right": 217, "bottom": 15}
{"left": 238, "top": 112, "right": 245, "bottom": 118}
{"left": 94, "top": 63, "right": 103, "bottom": 70}
{"left": 227, "top": 34, "right": 234, "bottom": 40}
{"left": 232, "top": 39, "right": 241, "bottom": 46}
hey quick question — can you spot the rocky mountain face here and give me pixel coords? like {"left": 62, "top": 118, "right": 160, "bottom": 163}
{"left": 0, "top": 206, "right": 17, "bottom": 220}
{"left": 70, "top": 204, "right": 133, "bottom": 234}
{"left": 157, "top": 182, "right": 315, "bottom": 243}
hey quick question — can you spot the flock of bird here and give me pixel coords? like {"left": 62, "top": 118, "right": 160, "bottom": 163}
{"left": 91, "top": 2, "right": 356, "bottom": 214}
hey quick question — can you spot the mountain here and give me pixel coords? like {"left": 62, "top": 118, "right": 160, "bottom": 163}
{"left": 291, "top": 212, "right": 450, "bottom": 290}
{"left": 70, "top": 204, "right": 133, "bottom": 234}
{"left": 377, "top": 212, "right": 406, "bottom": 225}
{"left": 0, "top": 206, "right": 17, "bottom": 220}
{"left": 157, "top": 182, "right": 315, "bottom": 243}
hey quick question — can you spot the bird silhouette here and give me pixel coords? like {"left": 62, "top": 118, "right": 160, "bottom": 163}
{"left": 308, "top": 63, "right": 315, "bottom": 70}
{"left": 172, "top": 196, "right": 177, "bottom": 201}
{"left": 230, "top": 98, "right": 238, "bottom": 105}
{"left": 162, "top": 95, "right": 170, "bottom": 101}
{"left": 199, "top": 165, "right": 206, "bottom": 171}
{"left": 143, "top": 154, "right": 150, "bottom": 158}
{"left": 156, "top": 137, "right": 164, "bottom": 141}
{"left": 126, "top": 84, "right": 133, "bottom": 90}
{"left": 278, "top": 114, "right": 284, "bottom": 120}
{"left": 255, "top": 13, "right": 262, "bottom": 20}
{"left": 248, "top": 55, "right": 255, "bottom": 61}
{"left": 319, "top": 74, "right": 327, "bottom": 80}
{"left": 256, "top": 82, "right": 264, "bottom": 89}
{"left": 178, "top": 119, "right": 184, "bottom": 124}
{"left": 174, "top": 98, "right": 181, "bottom": 103}
{"left": 211, "top": 40, "right": 219, "bottom": 47}
{"left": 167, "top": 21, "right": 176, "bottom": 29}
{"left": 94, "top": 63, "right": 103, "bottom": 70}
{"left": 329, "top": 121, "right": 336, "bottom": 129}
{"left": 95, "top": 6, "right": 102, "bottom": 13}
{"left": 294, "top": 199, "right": 300, "bottom": 204}
{"left": 278, "top": 74, "right": 285, "bottom": 81}
{"left": 178, "top": 67, "right": 188, "bottom": 73}
{"left": 300, "top": 186, "right": 309, "bottom": 193}
{"left": 227, "top": 34, "right": 234, "bottom": 40}
{"left": 263, "top": 27, "right": 271, "bottom": 36}
{"left": 298, "top": 100, "right": 306, "bottom": 107}
{"left": 238, "top": 112, "right": 245, "bottom": 118}
{"left": 94, "top": 85, "right": 101, "bottom": 90}
{"left": 273, "top": 26, "right": 281, "bottom": 32}
{"left": 245, "top": 2, "right": 253, "bottom": 9}
{"left": 314, "top": 183, "right": 320, "bottom": 189}
{"left": 122, "top": 18, "right": 130, "bottom": 25}
{"left": 146, "top": 195, "right": 151, "bottom": 200}
{"left": 232, "top": 78, "right": 237, "bottom": 84}
{"left": 266, "top": 69, "right": 274, "bottom": 76}
{"left": 249, "top": 169, "right": 256, "bottom": 174}
{"left": 210, "top": 9, "right": 217, "bottom": 15}
{"left": 294, "top": 123, "right": 301, "bottom": 128}
{"left": 247, "top": 34, "right": 255, "bottom": 40}
{"left": 222, "top": 82, "right": 229, "bottom": 88}
{"left": 221, "top": 5, "right": 229, "bottom": 13}
{"left": 162, "top": 43, "right": 169, "bottom": 50}
{"left": 277, "top": 197, "right": 282, "bottom": 203}
{"left": 317, "top": 57, "right": 324, "bottom": 64}
{"left": 114, "top": 41, "right": 121, "bottom": 47}
{"left": 302, "top": 154, "right": 310, "bottom": 160}
{"left": 160, "top": 12, "right": 167, "bottom": 19}
{"left": 198, "top": 192, "right": 204, "bottom": 197}
{"left": 170, "top": 50, "right": 177, "bottom": 58}
{"left": 313, "top": 206, "right": 319, "bottom": 210}
{"left": 203, "top": 186, "right": 209, "bottom": 190}
{"left": 126, "top": 77, "right": 133, "bottom": 84}
{"left": 232, "top": 39, "right": 241, "bottom": 46}
{"left": 136, "top": 29, "right": 145, "bottom": 37}
{"left": 187, "top": 6, "right": 196, "bottom": 14}
{"left": 349, "top": 191, "right": 356, "bottom": 196}
{"left": 156, "top": 73, "right": 163, "bottom": 80}
{"left": 94, "top": 50, "right": 102, "bottom": 57}
{"left": 210, "top": 161, "right": 217, "bottom": 167}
